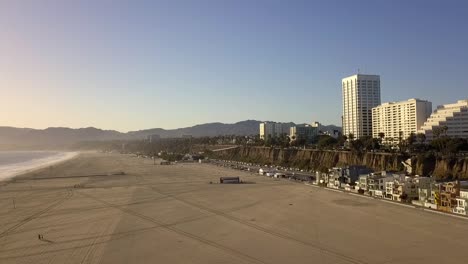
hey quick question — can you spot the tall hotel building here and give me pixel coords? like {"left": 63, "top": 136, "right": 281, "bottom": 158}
{"left": 372, "top": 98, "right": 432, "bottom": 143}
{"left": 342, "top": 74, "right": 381, "bottom": 139}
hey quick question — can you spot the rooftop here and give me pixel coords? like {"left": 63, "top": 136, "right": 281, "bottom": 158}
{"left": 342, "top": 74, "right": 380, "bottom": 81}
{"left": 376, "top": 98, "right": 431, "bottom": 107}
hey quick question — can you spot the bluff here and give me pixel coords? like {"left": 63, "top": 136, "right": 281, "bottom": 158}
{"left": 211, "top": 146, "right": 468, "bottom": 180}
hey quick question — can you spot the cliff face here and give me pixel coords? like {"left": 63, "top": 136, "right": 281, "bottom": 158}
{"left": 212, "top": 146, "right": 468, "bottom": 179}
{"left": 428, "top": 157, "right": 468, "bottom": 179}
{"left": 213, "top": 147, "right": 403, "bottom": 172}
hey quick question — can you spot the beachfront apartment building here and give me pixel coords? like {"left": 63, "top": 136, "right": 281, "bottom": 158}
{"left": 342, "top": 74, "right": 381, "bottom": 139}
{"left": 372, "top": 98, "right": 432, "bottom": 144}
{"left": 320, "top": 166, "right": 373, "bottom": 188}
{"left": 454, "top": 189, "right": 468, "bottom": 215}
{"left": 384, "top": 176, "right": 420, "bottom": 202}
{"left": 418, "top": 185, "right": 435, "bottom": 208}
{"left": 438, "top": 181, "right": 461, "bottom": 213}
{"left": 259, "top": 122, "right": 292, "bottom": 140}
{"left": 358, "top": 175, "right": 369, "bottom": 191}
{"left": 368, "top": 173, "right": 396, "bottom": 198}
{"left": 385, "top": 181, "right": 395, "bottom": 200}
{"left": 343, "top": 166, "right": 373, "bottom": 184}
{"left": 418, "top": 99, "right": 468, "bottom": 141}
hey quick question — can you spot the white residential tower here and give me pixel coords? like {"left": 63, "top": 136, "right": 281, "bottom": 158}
{"left": 372, "top": 98, "right": 432, "bottom": 143}
{"left": 342, "top": 74, "right": 381, "bottom": 139}
{"left": 259, "top": 122, "right": 292, "bottom": 140}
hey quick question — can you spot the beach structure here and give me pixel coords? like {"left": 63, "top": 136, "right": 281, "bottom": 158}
{"left": 219, "top": 177, "right": 241, "bottom": 184}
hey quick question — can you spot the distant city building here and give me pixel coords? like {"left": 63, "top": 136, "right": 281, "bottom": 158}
{"left": 342, "top": 74, "right": 381, "bottom": 139}
{"left": 372, "top": 98, "right": 432, "bottom": 144}
{"left": 259, "top": 122, "right": 292, "bottom": 140}
{"left": 147, "top": 134, "right": 160, "bottom": 143}
{"left": 289, "top": 124, "right": 319, "bottom": 143}
{"left": 322, "top": 130, "right": 341, "bottom": 139}
{"left": 418, "top": 99, "right": 468, "bottom": 141}
{"left": 311, "top": 121, "right": 321, "bottom": 130}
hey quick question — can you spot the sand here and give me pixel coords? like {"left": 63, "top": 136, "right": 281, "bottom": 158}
{"left": 1, "top": 152, "right": 467, "bottom": 264}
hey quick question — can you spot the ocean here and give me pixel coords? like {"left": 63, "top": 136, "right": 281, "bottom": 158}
{"left": 0, "top": 151, "right": 77, "bottom": 181}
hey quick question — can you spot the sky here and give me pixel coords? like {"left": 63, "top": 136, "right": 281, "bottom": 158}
{"left": 1, "top": 0, "right": 467, "bottom": 132}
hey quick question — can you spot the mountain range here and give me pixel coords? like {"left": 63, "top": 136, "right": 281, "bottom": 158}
{"left": 0, "top": 120, "right": 341, "bottom": 148}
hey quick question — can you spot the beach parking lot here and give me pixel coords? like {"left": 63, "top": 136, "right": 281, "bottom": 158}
{"left": 1, "top": 152, "right": 467, "bottom": 264}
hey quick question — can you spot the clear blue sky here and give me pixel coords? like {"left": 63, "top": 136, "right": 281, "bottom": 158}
{"left": 1, "top": 0, "right": 467, "bottom": 132}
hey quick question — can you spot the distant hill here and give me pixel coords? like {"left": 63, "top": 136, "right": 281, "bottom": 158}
{"left": 0, "top": 127, "right": 124, "bottom": 148}
{"left": 0, "top": 120, "right": 341, "bottom": 148}
{"left": 127, "top": 120, "right": 262, "bottom": 138}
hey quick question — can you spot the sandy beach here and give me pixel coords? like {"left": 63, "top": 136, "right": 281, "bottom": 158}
{"left": 1, "top": 152, "right": 467, "bottom": 264}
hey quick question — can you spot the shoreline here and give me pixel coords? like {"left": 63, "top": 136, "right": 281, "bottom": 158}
{"left": 0, "top": 151, "right": 80, "bottom": 182}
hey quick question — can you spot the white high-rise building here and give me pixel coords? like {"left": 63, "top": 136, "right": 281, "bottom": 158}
{"left": 372, "top": 98, "right": 432, "bottom": 144}
{"left": 342, "top": 74, "right": 381, "bottom": 139}
{"left": 418, "top": 99, "right": 468, "bottom": 141}
{"left": 259, "top": 122, "right": 292, "bottom": 140}
{"left": 289, "top": 123, "right": 319, "bottom": 143}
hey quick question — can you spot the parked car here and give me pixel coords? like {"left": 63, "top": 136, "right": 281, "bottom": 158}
{"left": 274, "top": 173, "right": 286, "bottom": 178}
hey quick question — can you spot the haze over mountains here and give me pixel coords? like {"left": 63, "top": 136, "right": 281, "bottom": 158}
{"left": 0, "top": 120, "right": 341, "bottom": 148}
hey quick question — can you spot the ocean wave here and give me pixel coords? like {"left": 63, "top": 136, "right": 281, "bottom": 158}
{"left": 0, "top": 152, "right": 78, "bottom": 181}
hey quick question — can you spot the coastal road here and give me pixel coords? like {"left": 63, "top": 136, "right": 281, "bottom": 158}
{"left": 0, "top": 152, "right": 467, "bottom": 264}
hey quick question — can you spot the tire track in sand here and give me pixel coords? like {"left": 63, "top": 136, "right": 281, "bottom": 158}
{"left": 0, "top": 189, "right": 73, "bottom": 238}
{"left": 78, "top": 191, "right": 268, "bottom": 264}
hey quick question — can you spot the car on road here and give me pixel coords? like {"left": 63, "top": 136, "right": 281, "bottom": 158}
{"left": 274, "top": 172, "right": 286, "bottom": 178}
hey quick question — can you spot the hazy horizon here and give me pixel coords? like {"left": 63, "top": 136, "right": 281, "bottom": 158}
{"left": 1, "top": 119, "right": 342, "bottom": 133}
{"left": 1, "top": 0, "right": 468, "bottom": 131}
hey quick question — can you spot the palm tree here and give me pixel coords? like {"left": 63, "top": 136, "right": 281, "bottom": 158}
{"left": 387, "top": 137, "right": 394, "bottom": 147}
{"left": 348, "top": 133, "right": 355, "bottom": 141}
{"left": 441, "top": 125, "right": 448, "bottom": 136}
{"left": 416, "top": 133, "right": 426, "bottom": 144}
{"left": 407, "top": 132, "right": 416, "bottom": 145}
{"left": 378, "top": 132, "right": 385, "bottom": 144}
{"left": 433, "top": 127, "right": 442, "bottom": 138}
{"left": 433, "top": 126, "right": 448, "bottom": 139}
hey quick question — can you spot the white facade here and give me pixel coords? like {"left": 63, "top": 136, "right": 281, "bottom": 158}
{"left": 372, "top": 98, "right": 432, "bottom": 143}
{"left": 289, "top": 124, "right": 319, "bottom": 143}
{"left": 454, "top": 190, "right": 468, "bottom": 215}
{"left": 342, "top": 74, "right": 381, "bottom": 139}
{"left": 384, "top": 176, "right": 421, "bottom": 201}
{"left": 368, "top": 175, "right": 395, "bottom": 197}
{"left": 385, "top": 181, "right": 395, "bottom": 200}
{"left": 418, "top": 99, "right": 468, "bottom": 141}
{"left": 358, "top": 174, "right": 369, "bottom": 191}
{"left": 259, "top": 122, "right": 292, "bottom": 140}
